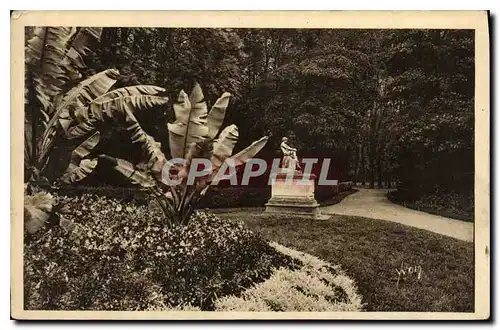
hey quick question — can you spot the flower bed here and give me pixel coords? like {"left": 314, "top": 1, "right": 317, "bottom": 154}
{"left": 24, "top": 194, "right": 299, "bottom": 310}
{"left": 24, "top": 193, "right": 361, "bottom": 311}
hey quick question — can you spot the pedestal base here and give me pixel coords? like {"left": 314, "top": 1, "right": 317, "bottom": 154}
{"left": 264, "top": 170, "right": 328, "bottom": 219}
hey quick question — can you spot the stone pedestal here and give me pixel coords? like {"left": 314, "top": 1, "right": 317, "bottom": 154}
{"left": 265, "top": 170, "right": 327, "bottom": 219}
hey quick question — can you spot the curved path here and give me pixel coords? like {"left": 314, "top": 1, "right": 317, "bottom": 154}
{"left": 321, "top": 188, "right": 473, "bottom": 242}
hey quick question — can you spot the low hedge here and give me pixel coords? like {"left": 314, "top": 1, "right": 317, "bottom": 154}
{"left": 338, "top": 181, "right": 354, "bottom": 192}
{"left": 199, "top": 187, "right": 271, "bottom": 209}
{"left": 388, "top": 190, "right": 474, "bottom": 222}
{"left": 55, "top": 181, "right": 347, "bottom": 210}
{"left": 201, "top": 185, "right": 341, "bottom": 209}
{"left": 319, "top": 189, "right": 358, "bottom": 207}
{"left": 314, "top": 184, "right": 339, "bottom": 203}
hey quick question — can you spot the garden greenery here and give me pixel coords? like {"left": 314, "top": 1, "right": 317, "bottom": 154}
{"left": 24, "top": 195, "right": 298, "bottom": 310}
{"left": 102, "top": 83, "right": 269, "bottom": 226}
{"left": 24, "top": 193, "right": 361, "bottom": 311}
{"left": 24, "top": 27, "right": 170, "bottom": 232}
{"left": 24, "top": 26, "right": 270, "bottom": 230}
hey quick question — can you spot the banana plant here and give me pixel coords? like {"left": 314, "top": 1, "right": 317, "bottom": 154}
{"left": 101, "top": 83, "right": 268, "bottom": 226}
{"left": 24, "top": 26, "right": 169, "bottom": 233}
{"left": 25, "top": 27, "right": 169, "bottom": 187}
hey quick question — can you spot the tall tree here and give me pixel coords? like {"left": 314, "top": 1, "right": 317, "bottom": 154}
{"left": 384, "top": 29, "right": 474, "bottom": 196}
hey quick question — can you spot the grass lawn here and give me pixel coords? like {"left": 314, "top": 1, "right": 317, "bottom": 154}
{"left": 217, "top": 212, "right": 474, "bottom": 312}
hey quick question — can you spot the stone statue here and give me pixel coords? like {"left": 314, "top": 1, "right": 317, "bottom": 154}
{"left": 280, "top": 137, "right": 302, "bottom": 171}
{"left": 266, "top": 137, "right": 324, "bottom": 219}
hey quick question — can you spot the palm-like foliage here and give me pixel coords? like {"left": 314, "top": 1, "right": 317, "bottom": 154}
{"left": 24, "top": 27, "right": 168, "bottom": 234}
{"left": 24, "top": 27, "right": 169, "bottom": 187}
{"left": 24, "top": 27, "right": 267, "bottom": 228}
{"left": 103, "top": 83, "right": 268, "bottom": 226}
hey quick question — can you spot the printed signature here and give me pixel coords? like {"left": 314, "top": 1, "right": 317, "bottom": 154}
{"left": 395, "top": 261, "right": 423, "bottom": 286}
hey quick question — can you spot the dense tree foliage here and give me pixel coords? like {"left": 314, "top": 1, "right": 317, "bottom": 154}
{"left": 94, "top": 28, "right": 243, "bottom": 101}
{"left": 81, "top": 28, "right": 474, "bottom": 200}
{"left": 384, "top": 30, "right": 474, "bottom": 196}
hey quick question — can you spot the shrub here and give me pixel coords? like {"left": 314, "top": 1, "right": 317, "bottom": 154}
{"left": 199, "top": 183, "right": 352, "bottom": 209}
{"left": 198, "top": 187, "right": 271, "bottom": 209}
{"left": 24, "top": 195, "right": 298, "bottom": 310}
{"left": 55, "top": 182, "right": 344, "bottom": 211}
{"left": 315, "top": 184, "right": 339, "bottom": 202}
{"left": 199, "top": 183, "right": 345, "bottom": 209}
{"left": 388, "top": 189, "right": 474, "bottom": 221}
{"left": 338, "top": 181, "right": 353, "bottom": 192}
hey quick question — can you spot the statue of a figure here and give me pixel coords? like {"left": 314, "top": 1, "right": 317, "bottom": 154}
{"left": 280, "top": 137, "right": 302, "bottom": 171}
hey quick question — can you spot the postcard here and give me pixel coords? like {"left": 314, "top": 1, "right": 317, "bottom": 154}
{"left": 11, "top": 10, "right": 490, "bottom": 320}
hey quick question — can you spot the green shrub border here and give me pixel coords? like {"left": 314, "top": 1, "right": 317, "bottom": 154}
{"left": 387, "top": 190, "right": 474, "bottom": 222}
{"left": 56, "top": 183, "right": 355, "bottom": 210}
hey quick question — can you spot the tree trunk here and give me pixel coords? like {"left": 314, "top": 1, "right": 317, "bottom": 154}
{"left": 369, "top": 156, "right": 375, "bottom": 189}
{"left": 353, "top": 144, "right": 360, "bottom": 185}
{"left": 369, "top": 138, "right": 376, "bottom": 189}
{"left": 377, "top": 156, "right": 383, "bottom": 188}
{"left": 360, "top": 144, "right": 366, "bottom": 186}
{"left": 368, "top": 98, "right": 378, "bottom": 189}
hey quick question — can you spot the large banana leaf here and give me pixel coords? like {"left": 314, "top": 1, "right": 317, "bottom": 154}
{"left": 66, "top": 94, "right": 169, "bottom": 139}
{"left": 69, "top": 27, "right": 102, "bottom": 57}
{"left": 167, "top": 83, "right": 209, "bottom": 159}
{"left": 85, "top": 85, "right": 168, "bottom": 171}
{"left": 143, "top": 133, "right": 169, "bottom": 179}
{"left": 25, "top": 27, "right": 77, "bottom": 112}
{"left": 61, "top": 131, "right": 100, "bottom": 183}
{"left": 60, "top": 84, "right": 164, "bottom": 133}
{"left": 24, "top": 122, "right": 33, "bottom": 165}
{"left": 92, "top": 85, "right": 166, "bottom": 104}
{"left": 61, "top": 27, "right": 103, "bottom": 78}
{"left": 62, "top": 158, "right": 98, "bottom": 184}
{"left": 66, "top": 95, "right": 169, "bottom": 177}
{"left": 211, "top": 124, "right": 239, "bottom": 168}
{"left": 37, "top": 69, "right": 120, "bottom": 170}
{"left": 98, "top": 155, "right": 156, "bottom": 188}
{"left": 177, "top": 140, "right": 214, "bottom": 180}
{"left": 57, "top": 69, "right": 120, "bottom": 132}
{"left": 228, "top": 136, "right": 269, "bottom": 166}
{"left": 206, "top": 92, "right": 231, "bottom": 139}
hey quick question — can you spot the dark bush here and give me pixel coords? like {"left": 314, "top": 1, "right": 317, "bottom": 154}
{"left": 314, "top": 184, "right": 339, "bottom": 202}
{"left": 56, "top": 182, "right": 348, "bottom": 212}
{"left": 57, "top": 186, "right": 270, "bottom": 209}
{"left": 388, "top": 190, "right": 474, "bottom": 222}
{"left": 319, "top": 189, "right": 358, "bottom": 207}
{"left": 338, "top": 181, "right": 353, "bottom": 192}
{"left": 24, "top": 194, "right": 298, "bottom": 311}
{"left": 199, "top": 182, "right": 349, "bottom": 209}
{"left": 198, "top": 187, "right": 271, "bottom": 209}
{"left": 200, "top": 183, "right": 342, "bottom": 209}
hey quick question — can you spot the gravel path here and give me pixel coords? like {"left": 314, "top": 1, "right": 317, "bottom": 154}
{"left": 321, "top": 188, "right": 474, "bottom": 242}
